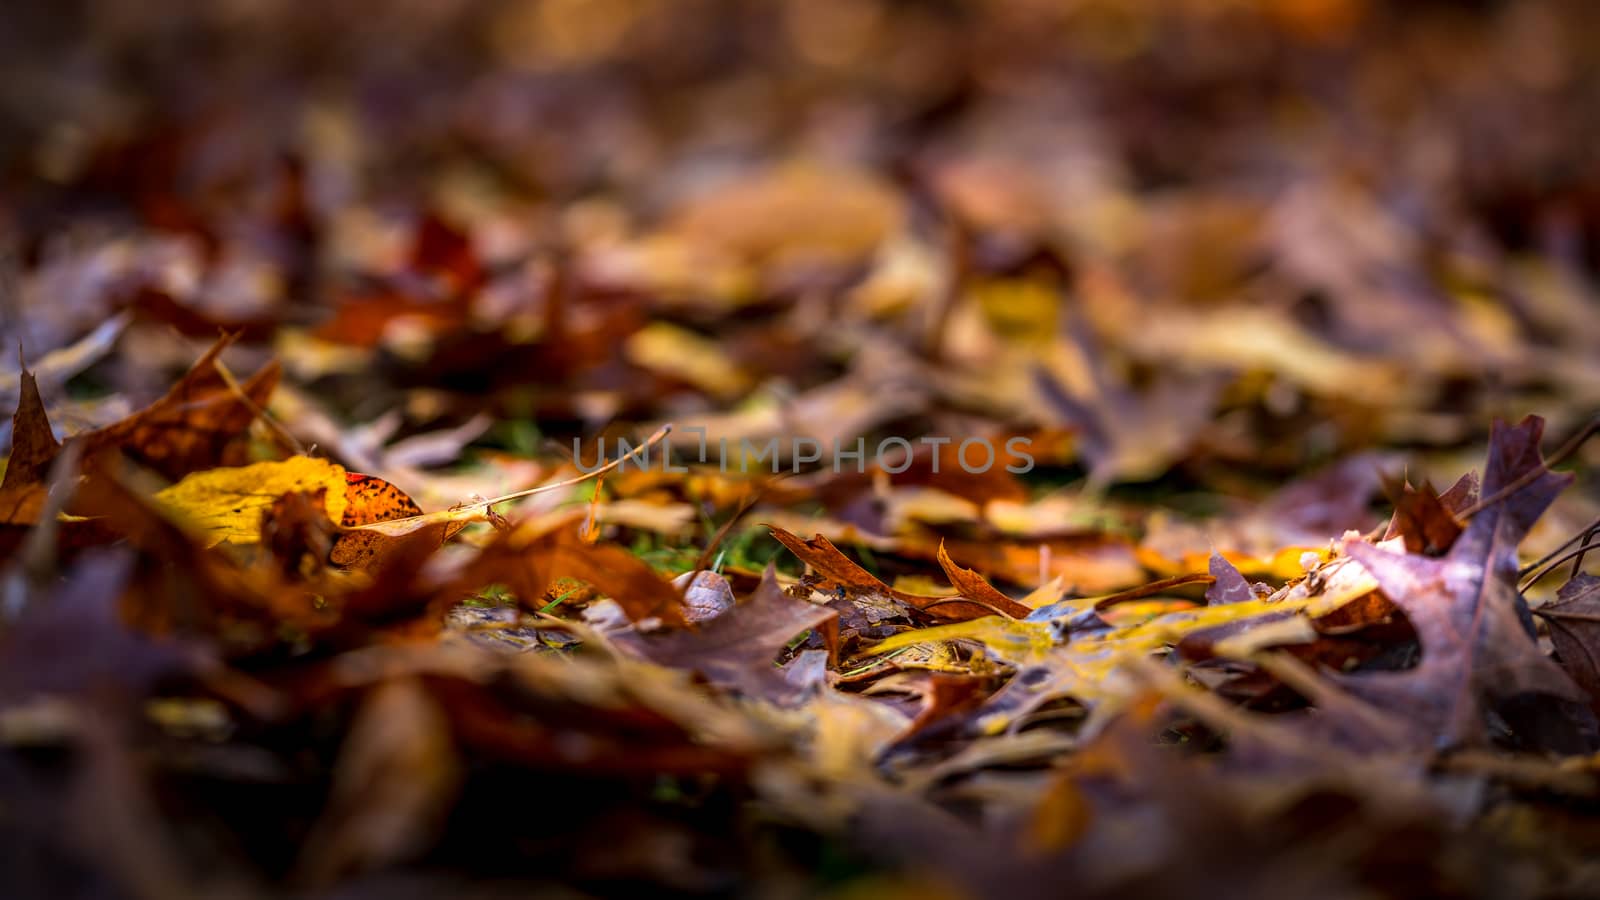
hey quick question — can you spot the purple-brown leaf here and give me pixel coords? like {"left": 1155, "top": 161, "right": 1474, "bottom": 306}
{"left": 1338, "top": 416, "right": 1581, "bottom": 747}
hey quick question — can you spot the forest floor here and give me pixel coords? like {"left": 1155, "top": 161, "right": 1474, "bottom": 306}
{"left": 2, "top": 2, "right": 1600, "bottom": 897}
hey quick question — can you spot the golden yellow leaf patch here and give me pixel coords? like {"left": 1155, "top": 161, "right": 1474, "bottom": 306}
{"left": 155, "top": 457, "right": 349, "bottom": 546}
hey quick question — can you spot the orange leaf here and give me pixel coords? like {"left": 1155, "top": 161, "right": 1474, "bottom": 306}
{"left": 454, "top": 521, "right": 687, "bottom": 627}
{"left": 934, "top": 539, "right": 1031, "bottom": 618}
{"left": 331, "top": 472, "right": 442, "bottom": 571}
{"left": 76, "top": 334, "right": 280, "bottom": 481}
{"left": 767, "top": 526, "right": 1024, "bottom": 622}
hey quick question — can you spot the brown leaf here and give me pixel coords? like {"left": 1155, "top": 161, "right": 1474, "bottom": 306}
{"left": 75, "top": 334, "right": 281, "bottom": 481}
{"left": 890, "top": 671, "right": 994, "bottom": 746}
{"left": 768, "top": 526, "right": 1030, "bottom": 621}
{"left": 931, "top": 533, "right": 1146, "bottom": 595}
{"left": 458, "top": 520, "right": 687, "bottom": 627}
{"left": 611, "top": 566, "right": 838, "bottom": 706}
{"left": 1340, "top": 416, "right": 1583, "bottom": 747}
{"left": 1380, "top": 472, "right": 1465, "bottom": 555}
{"left": 295, "top": 677, "right": 462, "bottom": 887}
{"left": 3, "top": 369, "right": 62, "bottom": 493}
{"left": 260, "top": 488, "right": 338, "bottom": 577}
{"left": 0, "top": 369, "right": 60, "bottom": 537}
{"left": 935, "top": 539, "right": 1023, "bottom": 615}
{"left": 1537, "top": 574, "right": 1600, "bottom": 704}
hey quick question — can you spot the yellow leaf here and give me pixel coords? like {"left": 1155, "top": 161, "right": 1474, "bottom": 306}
{"left": 871, "top": 617, "right": 1058, "bottom": 665}
{"left": 1137, "top": 544, "right": 1326, "bottom": 581}
{"left": 155, "top": 457, "right": 349, "bottom": 547}
{"left": 624, "top": 322, "right": 752, "bottom": 399}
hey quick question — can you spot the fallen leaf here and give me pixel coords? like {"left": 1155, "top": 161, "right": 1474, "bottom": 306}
{"left": 3, "top": 370, "right": 62, "bottom": 492}
{"left": 1537, "top": 574, "right": 1600, "bottom": 704}
{"left": 1380, "top": 471, "right": 1471, "bottom": 555}
{"left": 673, "top": 569, "right": 737, "bottom": 624}
{"left": 74, "top": 334, "right": 280, "bottom": 481}
{"left": 329, "top": 471, "right": 429, "bottom": 569}
{"left": 1338, "top": 417, "right": 1583, "bottom": 747}
{"left": 612, "top": 567, "right": 837, "bottom": 705}
{"left": 769, "top": 526, "right": 1032, "bottom": 621}
{"left": 458, "top": 519, "right": 688, "bottom": 627}
{"left": 935, "top": 539, "right": 1021, "bottom": 616}
{"left": 295, "top": 677, "right": 462, "bottom": 886}
{"left": 1206, "top": 553, "right": 1256, "bottom": 605}
{"left": 154, "top": 456, "right": 348, "bottom": 546}
{"left": 0, "top": 369, "right": 61, "bottom": 530}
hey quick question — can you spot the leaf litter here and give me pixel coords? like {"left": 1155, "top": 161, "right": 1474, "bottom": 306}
{"left": 2, "top": 3, "right": 1600, "bottom": 898}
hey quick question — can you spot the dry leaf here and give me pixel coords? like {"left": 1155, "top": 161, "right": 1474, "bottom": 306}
{"left": 155, "top": 456, "right": 348, "bottom": 546}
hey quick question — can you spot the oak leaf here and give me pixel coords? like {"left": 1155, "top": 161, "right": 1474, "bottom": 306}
{"left": 1338, "top": 416, "right": 1582, "bottom": 747}
{"left": 1537, "top": 574, "right": 1600, "bottom": 704}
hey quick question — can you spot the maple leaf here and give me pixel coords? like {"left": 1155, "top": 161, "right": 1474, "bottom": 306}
{"left": 611, "top": 567, "right": 838, "bottom": 706}
{"left": 1338, "top": 416, "right": 1582, "bottom": 748}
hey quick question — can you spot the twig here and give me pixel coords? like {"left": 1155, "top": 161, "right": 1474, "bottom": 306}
{"left": 213, "top": 356, "right": 306, "bottom": 456}
{"left": 341, "top": 425, "right": 671, "bottom": 534}
{"left": 1519, "top": 513, "right": 1600, "bottom": 577}
{"left": 691, "top": 488, "right": 762, "bottom": 575}
{"left": 1521, "top": 537, "right": 1600, "bottom": 592}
